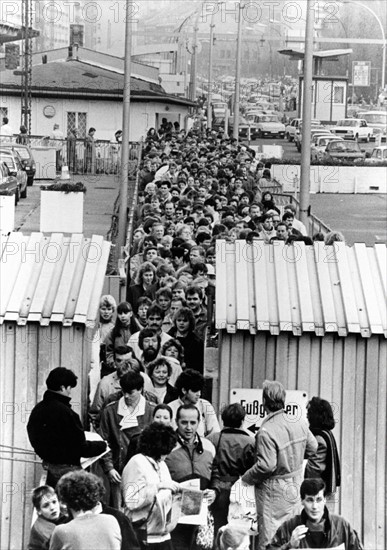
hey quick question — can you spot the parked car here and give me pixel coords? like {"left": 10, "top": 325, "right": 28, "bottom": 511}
{"left": 322, "top": 140, "right": 365, "bottom": 164}
{"left": 0, "top": 149, "right": 28, "bottom": 198}
{"left": 311, "top": 136, "right": 343, "bottom": 161}
{"left": 361, "top": 111, "right": 387, "bottom": 143}
{"left": 2, "top": 144, "right": 36, "bottom": 185}
{"left": 285, "top": 118, "right": 320, "bottom": 141}
{"left": 364, "top": 146, "right": 387, "bottom": 165}
{"left": 0, "top": 160, "right": 20, "bottom": 204}
{"left": 330, "top": 118, "right": 373, "bottom": 142}
{"left": 295, "top": 126, "right": 331, "bottom": 152}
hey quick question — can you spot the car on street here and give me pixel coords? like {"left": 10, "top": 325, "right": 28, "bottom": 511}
{"left": 247, "top": 114, "right": 285, "bottom": 139}
{"left": 311, "top": 135, "right": 343, "bottom": 161}
{"left": 322, "top": 139, "right": 365, "bottom": 164}
{"left": 0, "top": 160, "right": 20, "bottom": 204}
{"left": 285, "top": 118, "right": 321, "bottom": 141}
{"left": 360, "top": 111, "right": 387, "bottom": 143}
{"left": 0, "top": 149, "right": 28, "bottom": 198}
{"left": 364, "top": 146, "right": 387, "bottom": 165}
{"left": 2, "top": 144, "right": 36, "bottom": 185}
{"left": 295, "top": 126, "right": 331, "bottom": 152}
{"left": 330, "top": 118, "right": 373, "bottom": 142}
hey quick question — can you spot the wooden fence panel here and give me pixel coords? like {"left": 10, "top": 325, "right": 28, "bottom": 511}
{"left": 217, "top": 331, "right": 387, "bottom": 547}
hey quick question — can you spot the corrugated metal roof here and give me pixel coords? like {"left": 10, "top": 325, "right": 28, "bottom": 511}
{"left": 215, "top": 240, "right": 387, "bottom": 338}
{"left": 0, "top": 232, "right": 111, "bottom": 327}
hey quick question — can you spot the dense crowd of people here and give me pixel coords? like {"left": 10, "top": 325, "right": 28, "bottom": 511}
{"left": 26, "top": 127, "right": 360, "bottom": 550}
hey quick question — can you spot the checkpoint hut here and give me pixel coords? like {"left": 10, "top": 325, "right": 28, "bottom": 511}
{"left": 215, "top": 239, "right": 386, "bottom": 549}
{"left": 0, "top": 231, "right": 110, "bottom": 549}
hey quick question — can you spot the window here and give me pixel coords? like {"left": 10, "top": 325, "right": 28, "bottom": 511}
{"left": 333, "top": 86, "right": 344, "bottom": 104}
{"left": 67, "top": 112, "right": 87, "bottom": 138}
{"left": 0, "top": 107, "right": 8, "bottom": 119}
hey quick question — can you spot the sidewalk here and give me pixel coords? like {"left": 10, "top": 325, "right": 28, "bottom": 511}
{"left": 15, "top": 174, "right": 121, "bottom": 238}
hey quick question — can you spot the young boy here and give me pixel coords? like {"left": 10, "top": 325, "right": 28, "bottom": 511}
{"left": 28, "top": 485, "right": 67, "bottom": 550}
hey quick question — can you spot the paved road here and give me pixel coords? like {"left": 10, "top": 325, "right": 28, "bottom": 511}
{"left": 310, "top": 193, "right": 387, "bottom": 246}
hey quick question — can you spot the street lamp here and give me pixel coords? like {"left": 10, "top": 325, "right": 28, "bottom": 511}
{"left": 233, "top": 1, "right": 244, "bottom": 140}
{"left": 341, "top": 0, "right": 386, "bottom": 91}
{"left": 206, "top": 5, "right": 217, "bottom": 130}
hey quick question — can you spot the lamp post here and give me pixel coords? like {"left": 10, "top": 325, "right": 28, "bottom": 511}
{"left": 117, "top": 0, "right": 133, "bottom": 266}
{"left": 299, "top": 0, "right": 315, "bottom": 229}
{"left": 233, "top": 1, "right": 244, "bottom": 140}
{"left": 207, "top": 10, "right": 216, "bottom": 130}
{"left": 341, "top": 0, "right": 386, "bottom": 91}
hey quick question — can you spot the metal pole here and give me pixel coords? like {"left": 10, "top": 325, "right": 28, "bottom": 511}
{"left": 299, "top": 0, "right": 315, "bottom": 229}
{"left": 190, "top": 13, "right": 200, "bottom": 102}
{"left": 233, "top": 1, "right": 243, "bottom": 140}
{"left": 207, "top": 13, "right": 215, "bottom": 130}
{"left": 117, "top": 0, "right": 132, "bottom": 266}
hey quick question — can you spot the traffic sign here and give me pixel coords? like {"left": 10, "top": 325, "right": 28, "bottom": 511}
{"left": 353, "top": 61, "right": 371, "bottom": 87}
{"left": 230, "top": 388, "right": 308, "bottom": 434}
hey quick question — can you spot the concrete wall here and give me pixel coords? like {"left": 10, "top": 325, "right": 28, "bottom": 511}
{"left": 0, "top": 95, "right": 190, "bottom": 141}
{"left": 272, "top": 164, "right": 387, "bottom": 194}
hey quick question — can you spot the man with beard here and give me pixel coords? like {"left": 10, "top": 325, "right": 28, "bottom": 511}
{"left": 128, "top": 304, "right": 171, "bottom": 363}
{"left": 99, "top": 371, "right": 156, "bottom": 509}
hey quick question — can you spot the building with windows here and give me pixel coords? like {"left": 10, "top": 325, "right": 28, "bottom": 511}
{"left": 0, "top": 47, "right": 194, "bottom": 140}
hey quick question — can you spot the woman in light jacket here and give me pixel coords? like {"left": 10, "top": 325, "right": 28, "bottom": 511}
{"left": 122, "top": 423, "right": 180, "bottom": 550}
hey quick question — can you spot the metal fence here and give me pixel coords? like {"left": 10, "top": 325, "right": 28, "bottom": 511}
{"left": 1, "top": 135, "right": 141, "bottom": 176}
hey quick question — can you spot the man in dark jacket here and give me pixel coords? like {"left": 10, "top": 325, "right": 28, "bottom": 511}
{"left": 98, "top": 371, "right": 155, "bottom": 508}
{"left": 27, "top": 368, "right": 107, "bottom": 487}
{"left": 267, "top": 478, "right": 363, "bottom": 549}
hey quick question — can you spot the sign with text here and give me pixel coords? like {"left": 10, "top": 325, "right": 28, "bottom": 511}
{"left": 230, "top": 389, "right": 308, "bottom": 434}
{"left": 353, "top": 61, "right": 371, "bottom": 87}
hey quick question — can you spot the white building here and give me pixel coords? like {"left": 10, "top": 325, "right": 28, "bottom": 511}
{"left": 0, "top": 47, "right": 194, "bottom": 140}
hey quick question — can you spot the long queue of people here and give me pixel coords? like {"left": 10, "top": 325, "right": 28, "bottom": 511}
{"left": 26, "top": 128, "right": 360, "bottom": 550}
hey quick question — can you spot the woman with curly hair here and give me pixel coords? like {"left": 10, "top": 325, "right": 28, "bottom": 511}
{"left": 305, "top": 396, "right": 341, "bottom": 511}
{"left": 122, "top": 423, "right": 180, "bottom": 550}
{"left": 50, "top": 471, "right": 122, "bottom": 550}
{"left": 161, "top": 338, "right": 185, "bottom": 367}
{"left": 127, "top": 261, "right": 157, "bottom": 314}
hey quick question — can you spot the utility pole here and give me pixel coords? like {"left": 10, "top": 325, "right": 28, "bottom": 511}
{"left": 117, "top": 0, "right": 133, "bottom": 268}
{"left": 233, "top": 1, "right": 243, "bottom": 140}
{"left": 190, "top": 13, "right": 200, "bottom": 102}
{"left": 21, "top": 0, "right": 32, "bottom": 134}
{"left": 299, "top": 0, "right": 315, "bottom": 228}
{"left": 207, "top": 13, "right": 216, "bottom": 130}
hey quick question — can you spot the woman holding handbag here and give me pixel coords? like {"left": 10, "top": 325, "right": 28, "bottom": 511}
{"left": 122, "top": 423, "right": 181, "bottom": 550}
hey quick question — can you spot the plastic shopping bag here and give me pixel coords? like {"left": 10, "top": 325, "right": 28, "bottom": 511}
{"left": 228, "top": 478, "right": 258, "bottom": 535}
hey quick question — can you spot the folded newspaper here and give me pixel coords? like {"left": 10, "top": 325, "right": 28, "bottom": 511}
{"left": 81, "top": 431, "right": 109, "bottom": 469}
